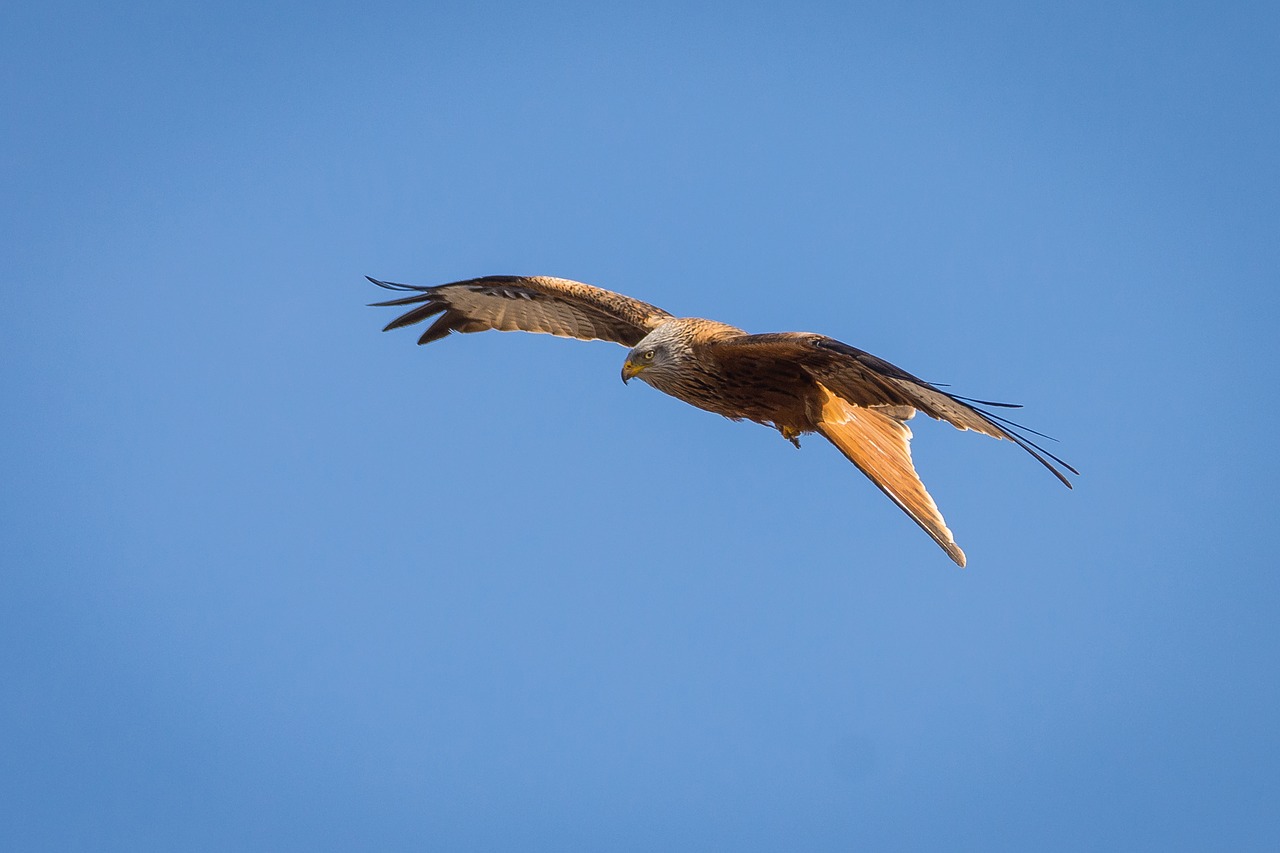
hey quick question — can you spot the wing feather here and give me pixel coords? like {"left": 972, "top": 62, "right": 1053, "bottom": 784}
{"left": 368, "top": 275, "right": 673, "bottom": 347}
{"left": 815, "top": 383, "right": 966, "bottom": 567}
{"left": 708, "top": 333, "right": 1076, "bottom": 488}
{"left": 807, "top": 337, "right": 1077, "bottom": 487}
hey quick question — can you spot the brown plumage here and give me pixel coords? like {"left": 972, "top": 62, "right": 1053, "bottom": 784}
{"left": 369, "top": 274, "right": 1076, "bottom": 566}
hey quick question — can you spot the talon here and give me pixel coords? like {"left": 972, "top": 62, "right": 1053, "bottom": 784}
{"left": 780, "top": 426, "right": 802, "bottom": 449}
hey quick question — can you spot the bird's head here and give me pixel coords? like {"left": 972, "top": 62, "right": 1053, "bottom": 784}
{"left": 621, "top": 322, "right": 689, "bottom": 384}
{"left": 620, "top": 345, "right": 661, "bottom": 383}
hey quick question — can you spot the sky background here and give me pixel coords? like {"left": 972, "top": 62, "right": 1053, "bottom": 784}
{"left": 3, "top": 1, "right": 1278, "bottom": 850}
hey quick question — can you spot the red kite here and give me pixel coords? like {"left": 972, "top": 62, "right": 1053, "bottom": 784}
{"left": 370, "top": 275, "right": 1074, "bottom": 566}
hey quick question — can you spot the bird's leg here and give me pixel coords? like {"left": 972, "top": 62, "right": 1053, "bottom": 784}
{"left": 780, "top": 425, "right": 802, "bottom": 449}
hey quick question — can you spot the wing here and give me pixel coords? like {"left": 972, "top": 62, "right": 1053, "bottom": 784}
{"left": 709, "top": 333, "right": 1077, "bottom": 488}
{"left": 368, "top": 275, "right": 673, "bottom": 347}
{"left": 816, "top": 383, "right": 966, "bottom": 566}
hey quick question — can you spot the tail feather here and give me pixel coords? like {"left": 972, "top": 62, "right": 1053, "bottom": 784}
{"left": 816, "top": 385, "right": 966, "bottom": 567}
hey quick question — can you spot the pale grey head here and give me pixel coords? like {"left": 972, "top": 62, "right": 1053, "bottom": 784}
{"left": 620, "top": 320, "right": 696, "bottom": 386}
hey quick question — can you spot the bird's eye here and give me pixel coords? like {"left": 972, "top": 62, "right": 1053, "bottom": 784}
{"left": 643, "top": 350, "right": 655, "bottom": 360}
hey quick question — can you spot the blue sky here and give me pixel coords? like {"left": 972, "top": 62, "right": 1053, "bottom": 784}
{"left": 3, "top": 2, "right": 1278, "bottom": 849}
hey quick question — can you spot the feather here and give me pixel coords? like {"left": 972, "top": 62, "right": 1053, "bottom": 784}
{"left": 368, "top": 274, "right": 671, "bottom": 347}
{"left": 816, "top": 383, "right": 966, "bottom": 567}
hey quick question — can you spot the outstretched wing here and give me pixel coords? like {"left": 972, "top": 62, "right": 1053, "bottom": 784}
{"left": 815, "top": 383, "right": 966, "bottom": 566}
{"left": 368, "top": 275, "right": 672, "bottom": 347}
{"left": 710, "top": 333, "right": 1077, "bottom": 488}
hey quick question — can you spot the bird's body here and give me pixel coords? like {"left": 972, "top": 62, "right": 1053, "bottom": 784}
{"left": 369, "top": 274, "right": 1075, "bottom": 566}
{"left": 628, "top": 320, "right": 813, "bottom": 434}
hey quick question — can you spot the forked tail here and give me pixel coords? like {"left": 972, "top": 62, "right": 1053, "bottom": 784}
{"left": 815, "top": 384, "right": 966, "bottom": 567}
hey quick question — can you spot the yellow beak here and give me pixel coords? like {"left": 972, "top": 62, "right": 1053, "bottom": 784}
{"left": 621, "top": 359, "right": 646, "bottom": 383}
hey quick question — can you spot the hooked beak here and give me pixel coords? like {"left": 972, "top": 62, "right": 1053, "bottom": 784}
{"left": 621, "top": 359, "right": 646, "bottom": 383}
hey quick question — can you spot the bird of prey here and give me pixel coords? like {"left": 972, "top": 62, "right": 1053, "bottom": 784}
{"left": 368, "top": 274, "right": 1075, "bottom": 566}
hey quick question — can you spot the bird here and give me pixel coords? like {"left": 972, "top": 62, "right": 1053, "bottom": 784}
{"left": 368, "top": 274, "right": 1075, "bottom": 566}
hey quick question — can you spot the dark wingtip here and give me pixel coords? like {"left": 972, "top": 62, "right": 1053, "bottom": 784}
{"left": 366, "top": 276, "right": 429, "bottom": 293}
{"left": 951, "top": 397, "right": 1079, "bottom": 488}
{"left": 417, "top": 316, "right": 455, "bottom": 344}
{"left": 951, "top": 394, "right": 1024, "bottom": 409}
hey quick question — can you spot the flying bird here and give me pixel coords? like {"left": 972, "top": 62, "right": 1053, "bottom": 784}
{"left": 368, "top": 274, "right": 1075, "bottom": 566}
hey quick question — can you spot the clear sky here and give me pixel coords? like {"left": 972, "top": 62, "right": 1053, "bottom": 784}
{"left": 3, "top": 2, "right": 1278, "bottom": 850}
